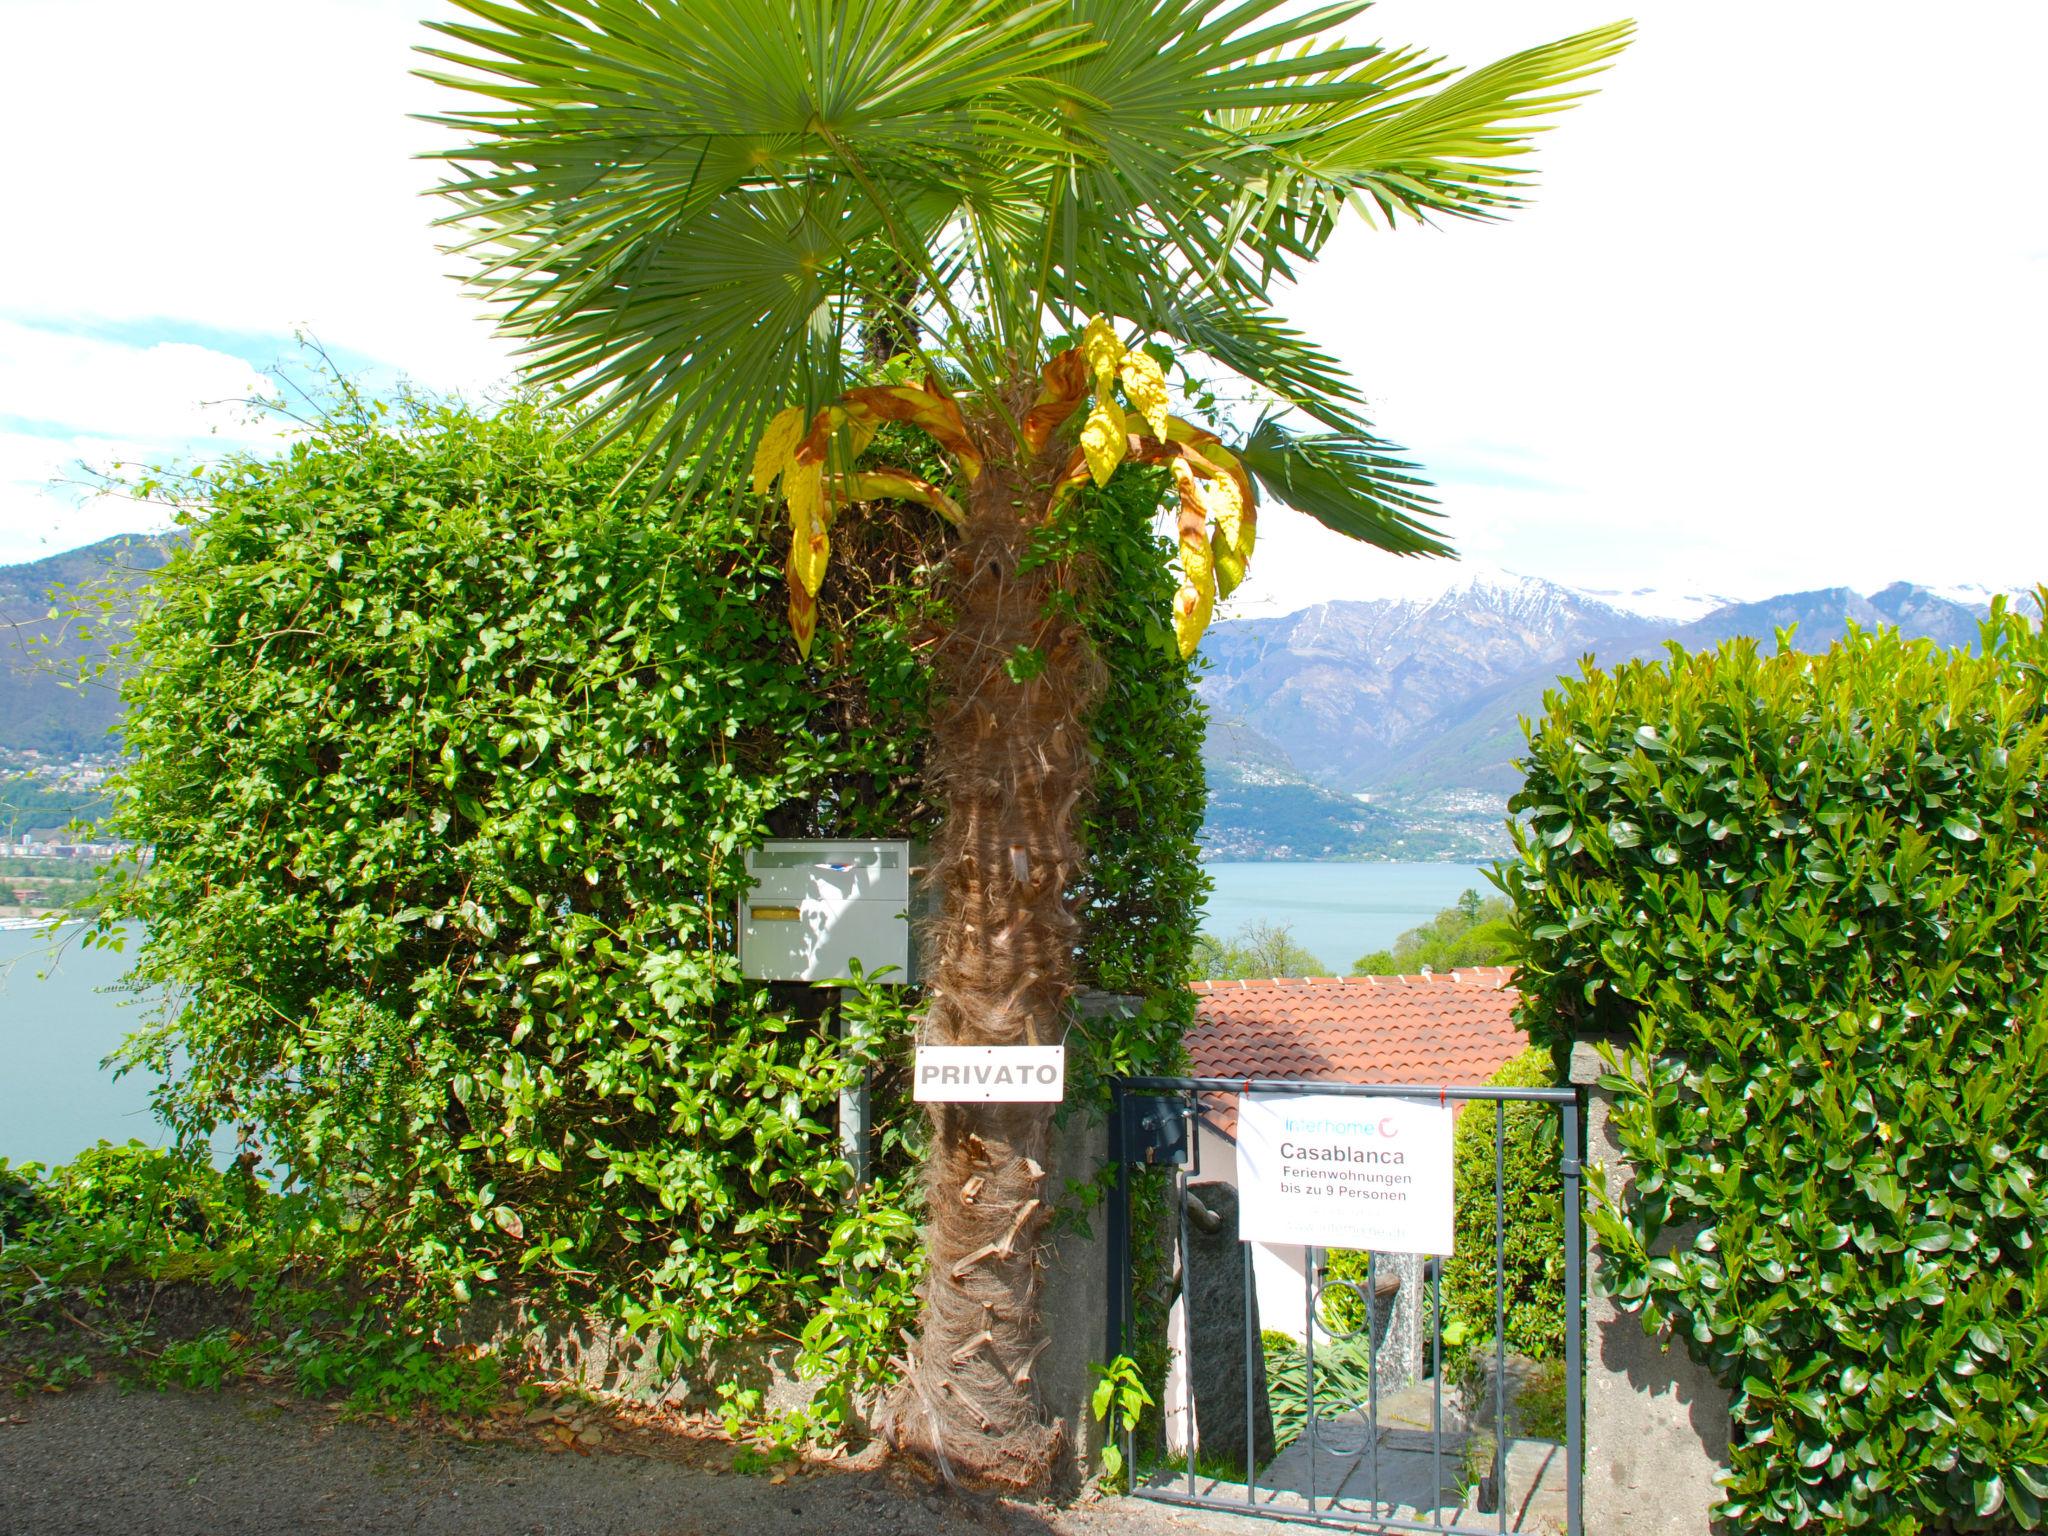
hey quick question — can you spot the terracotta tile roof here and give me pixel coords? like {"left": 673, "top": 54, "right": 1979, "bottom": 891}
{"left": 1184, "top": 968, "right": 1525, "bottom": 1138}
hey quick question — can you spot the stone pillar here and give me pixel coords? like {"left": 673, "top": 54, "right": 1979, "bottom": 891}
{"left": 1180, "top": 1182, "right": 1276, "bottom": 1472}
{"left": 1570, "top": 1041, "right": 1732, "bottom": 1535}
{"left": 1037, "top": 1104, "right": 1114, "bottom": 1493}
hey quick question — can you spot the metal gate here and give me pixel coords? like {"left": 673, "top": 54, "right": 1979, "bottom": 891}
{"left": 1105, "top": 1076, "right": 1583, "bottom": 1536}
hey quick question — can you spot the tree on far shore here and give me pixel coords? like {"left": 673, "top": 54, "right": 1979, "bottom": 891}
{"left": 1352, "top": 888, "right": 1516, "bottom": 975}
{"left": 1193, "top": 919, "right": 1331, "bottom": 980}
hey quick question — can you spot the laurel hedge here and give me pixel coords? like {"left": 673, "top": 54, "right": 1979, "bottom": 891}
{"left": 1505, "top": 614, "right": 2048, "bottom": 1533}
{"left": 85, "top": 388, "right": 1205, "bottom": 1421}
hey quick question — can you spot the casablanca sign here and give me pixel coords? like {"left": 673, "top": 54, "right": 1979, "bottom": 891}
{"left": 1235, "top": 1091, "right": 1455, "bottom": 1254}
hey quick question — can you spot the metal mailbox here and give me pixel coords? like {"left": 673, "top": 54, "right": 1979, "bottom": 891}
{"left": 737, "top": 839, "right": 921, "bottom": 984}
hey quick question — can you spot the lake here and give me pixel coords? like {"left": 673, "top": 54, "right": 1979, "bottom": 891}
{"left": 1198, "top": 860, "right": 1496, "bottom": 974}
{"left": 2, "top": 861, "right": 1496, "bottom": 1164}
{"left": 0, "top": 921, "right": 172, "bottom": 1167}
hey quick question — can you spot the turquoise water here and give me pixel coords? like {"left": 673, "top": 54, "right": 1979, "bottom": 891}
{"left": 0, "top": 922, "right": 173, "bottom": 1166}
{"left": 1, "top": 862, "right": 1495, "bottom": 1161}
{"left": 1199, "top": 860, "right": 1497, "bottom": 974}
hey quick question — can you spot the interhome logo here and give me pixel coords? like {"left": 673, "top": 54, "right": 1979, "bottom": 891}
{"left": 1282, "top": 1114, "right": 1402, "bottom": 1138}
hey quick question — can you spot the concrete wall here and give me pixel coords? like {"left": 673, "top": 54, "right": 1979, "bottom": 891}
{"left": 1571, "top": 1041, "right": 1732, "bottom": 1535}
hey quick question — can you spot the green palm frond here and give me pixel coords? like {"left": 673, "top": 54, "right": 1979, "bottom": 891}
{"left": 1270, "top": 22, "right": 1637, "bottom": 228}
{"left": 1077, "top": 265, "right": 1366, "bottom": 429}
{"left": 421, "top": 0, "right": 1629, "bottom": 532}
{"left": 1232, "top": 417, "right": 1450, "bottom": 558}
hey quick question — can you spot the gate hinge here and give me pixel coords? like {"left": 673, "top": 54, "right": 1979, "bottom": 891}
{"left": 1118, "top": 1094, "right": 1190, "bottom": 1168}
{"left": 1560, "top": 1157, "right": 1583, "bottom": 1179}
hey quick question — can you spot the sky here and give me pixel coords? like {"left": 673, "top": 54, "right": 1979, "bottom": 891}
{"left": 3, "top": 1, "right": 2043, "bottom": 619}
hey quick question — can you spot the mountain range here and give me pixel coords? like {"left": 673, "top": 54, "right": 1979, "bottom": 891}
{"left": 1196, "top": 569, "right": 2036, "bottom": 861}
{"left": 0, "top": 536, "right": 173, "bottom": 758}
{"left": 1, "top": 538, "right": 2037, "bottom": 860}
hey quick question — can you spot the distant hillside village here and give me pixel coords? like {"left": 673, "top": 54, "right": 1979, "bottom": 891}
{"left": 0, "top": 749, "right": 127, "bottom": 916}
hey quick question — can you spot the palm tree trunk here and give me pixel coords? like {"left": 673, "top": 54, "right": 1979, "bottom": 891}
{"left": 879, "top": 433, "right": 1102, "bottom": 1492}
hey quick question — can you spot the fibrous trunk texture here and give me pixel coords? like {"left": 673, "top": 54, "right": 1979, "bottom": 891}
{"left": 877, "top": 436, "right": 1101, "bottom": 1493}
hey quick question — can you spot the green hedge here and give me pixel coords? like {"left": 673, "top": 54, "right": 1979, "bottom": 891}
{"left": 1505, "top": 615, "right": 2048, "bottom": 1533}
{"left": 1441, "top": 1046, "right": 1564, "bottom": 1367}
{"left": 84, "top": 388, "right": 1205, "bottom": 1419}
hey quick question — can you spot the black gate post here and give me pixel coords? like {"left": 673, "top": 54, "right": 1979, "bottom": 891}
{"left": 1107, "top": 1078, "right": 1130, "bottom": 1364}
{"left": 1562, "top": 1094, "right": 1584, "bottom": 1536}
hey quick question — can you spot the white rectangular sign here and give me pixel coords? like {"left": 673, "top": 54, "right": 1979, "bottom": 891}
{"left": 914, "top": 1045, "right": 1066, "bottom": 1103}
{"left": 1235, "top": 1092, "right": 1455, "bottom": 1254}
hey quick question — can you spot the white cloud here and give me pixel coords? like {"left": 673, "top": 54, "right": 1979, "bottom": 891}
{"left": 5, "top": 0, "right": 515, "bottom": 397}
{"left": 0, "top": 322, "right": 273, "bottom": 443}
{"left": 0, "top": 432, "right": 173, "bottom": 565}
{"left": 1252, "top": 0, "right": 2048, "bottom": 608}
{"left": 0, "top": 323, "right": 288, "bottom": 563}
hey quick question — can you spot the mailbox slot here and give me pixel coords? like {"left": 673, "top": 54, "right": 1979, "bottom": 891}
{"left": 738, "top": 839, "right": 921, "bottom": 985}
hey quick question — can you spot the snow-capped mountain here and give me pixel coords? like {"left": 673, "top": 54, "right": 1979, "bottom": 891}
{"left": 1196, "top": 573, "right": 2029, "bottom": 859}
{"left": 1913, "top": 581, "right": 2042, "bottom": 613}
{"left": 1197, "top": 570, "right": 1650, "bottom": 795}
{"left": 1561, "top": 580, "right": 1732, "bottom": 624}
{"left": 1, "top": 540, "right": 2038, "bottom": 863}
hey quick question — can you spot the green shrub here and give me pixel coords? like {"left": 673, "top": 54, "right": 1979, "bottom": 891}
{"left": 1440, "top": 1047, "right": 1565, "bottom": 1369}
{"left": 1261, "top": 1329, "right": 1376, "bottom": 1451}
{"left": 72, "top": 384, "right": 1205, "bottom": 1426}
{"left": 0, "top": 1142, "right": 501, "bottom": 1415}
{"left": 0, "top": 1141, "right": 259, "bottom": 1293}
{"left": 1506, "top": 613, "right": 2048, "bottom": 1533}
{"left": 1192, "top": 919, "right": 1329, "bottom": 980}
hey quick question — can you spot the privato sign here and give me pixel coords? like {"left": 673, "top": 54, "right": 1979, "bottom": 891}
{"left": 913, "top": 1045, "right": 1065, "bottom": 1103}
{"left": 1235, "top": 1091, "right": 1455, "bottom": 1254}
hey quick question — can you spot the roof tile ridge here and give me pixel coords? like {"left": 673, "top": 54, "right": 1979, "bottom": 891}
{"left": 1451, "top": 965, "right": 1517, "bottom": 987}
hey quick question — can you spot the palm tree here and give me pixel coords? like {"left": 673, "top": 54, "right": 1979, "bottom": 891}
{"left": 419, "top": 0, "right": 1629, "bottom": 1489}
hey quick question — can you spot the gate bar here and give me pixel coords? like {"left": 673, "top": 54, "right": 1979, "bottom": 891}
{"left": 1123, "top": 1076, "right": 1575, "bottom": 1104}
{"left": 1432, "top": 1257, "right": 1445, "bottom": 1528}
{"left": 1494, "top": 1104, "right": 1507, "bottom": 1535}
{"left": 1107, "top": 1080, "right": 1129, "bottom": 1365}
{"left": 1245, "top": 1239, "right": 1258, "bottom": 1507}
{"left": 1180, "top": 1150, "right": 1196, "bottom": 1503}
{"left": 1305, "top": 1251, "right": 1319, "bottom": 1513}
{"left": 1140, "top": 1487, "right": 1549, "bottom": 1536}
{"left": 1368, "top": 1249, "right": 1381, "bottom": 1517}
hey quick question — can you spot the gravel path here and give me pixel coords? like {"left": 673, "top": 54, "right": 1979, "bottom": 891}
{"left": 0, "top": 1382, "right": 1285, "bottom": 1536}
